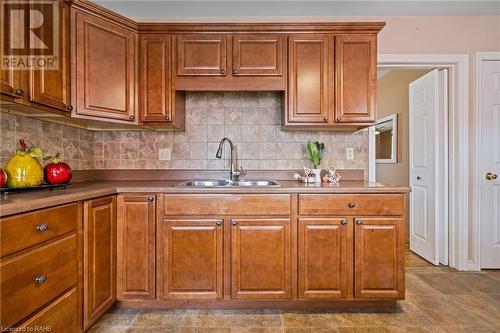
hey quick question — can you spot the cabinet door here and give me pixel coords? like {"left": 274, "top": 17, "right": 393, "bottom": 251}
{"left": 83, "top": 196, "right": 116, "bottom": 330}
{"left": 161, "top": 218, "right": 223, "bottom": 299}
{"left": 0, "top": 3, "right": 23, "bottom": 99}
{"left": 117, "top": 195, "right": 156, "bottom": 300}
{"left": 232, "top": 35, "right": 283, "bottom": 76}
{"left": 334, "top": 34, "right": 376, "bottom": 124}
{"left": 354, "top": 218, "right": 405, "bottom": 299}
{"left": 231, "top": 218, "right": 291, "bottom": 299}
{"left": 288, "top": 35, "right": 330, "bottom": 124}
{"left": 74, "top": 10, "right": 137, "bottom": 122}
{"left": 298, "top": 218, "right": 352, "bottom": 299}
{"left": 29, "top": 0, "right": 71, "bottom": 112}
{"left": 140, "top": 35, "right": 172, "bottom": 123}
{"left": 176, "top": 35, "right": 227, "bottom": 76}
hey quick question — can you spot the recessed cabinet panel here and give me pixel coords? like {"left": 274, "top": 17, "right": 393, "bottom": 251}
{"left": 354, "top": 218, "right": 405, "bottom": 299}
{"left": 298, "top": 218, "right": 351, "bottom": 299}
{"left": 161, "top": 219, "right": 223, "bottom": 299}
{"left": 75, "top": 11, "right": 137, "bottom": 122}
{"left": 288, "top": 35, "right": 330, "bottom": 124}
{"left": 232, "top": 35, "right": 283, "bottom": 76}
{"left": 177, "top": 35, "right": 227, "bottom": 76}
{"left": 334, "top": 34, "right": 376, "bottom": 124}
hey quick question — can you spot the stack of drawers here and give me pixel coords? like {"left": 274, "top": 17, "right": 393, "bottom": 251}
{"left": 0, "top": 203, "right": 80, "bottom": 332}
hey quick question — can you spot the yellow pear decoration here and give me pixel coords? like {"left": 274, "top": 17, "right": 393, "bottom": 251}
{"left": 5, "top": 139, "right": 44, "bottom": 188}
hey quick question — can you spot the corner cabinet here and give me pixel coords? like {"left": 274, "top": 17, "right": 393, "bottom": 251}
{"left": 73, "top": 9, "right": 138, "bottom": 123}
{"left": 83, "top": 196, "right": 117, "bottom": 330}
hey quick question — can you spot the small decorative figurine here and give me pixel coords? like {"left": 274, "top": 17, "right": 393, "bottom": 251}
{"left": 322, "top": 167, "right": 342, "bottom": 183}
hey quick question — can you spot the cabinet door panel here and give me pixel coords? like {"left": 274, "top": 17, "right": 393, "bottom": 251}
{"left": 232, "top": 35, "right": 283, "bottom": 76}
{"left": 75, "top": 11, "right": 136, "bottom": 122}
{"left": 354, "top": 218, "right": 405, "bottom": 299}
{"left": 288, "top": 35, "right": 329, "bottom": 124}
{"left": 334, "top": 34, "right": 376, "bottom": 124}
{"left": 231, "top": 218, "right": 292, "bottom": 299}
{"left": 140, "top": 35, "right": 172, "bottom": 123}
{"left": 117, "top": 195, "right": 156, "bottom": 300}
{"left": 30, "top": 0, "right": 71, "bottom": 111}
{"left": 177, "top": 35, "right": 227, "bottom": 76}
{"left": 0, "top": 4, "right": 23, "bottom": 99}
{"left": 298, "top": 218, "right": 351, "bottom": 299}
{"left": 83, "top": 196, "right": 116, "bottom": 330}
{"left": 161, "top": 219, "right": 223, "bottom": 299}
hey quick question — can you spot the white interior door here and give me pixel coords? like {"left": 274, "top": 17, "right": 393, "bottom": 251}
{"left": 409, "top": 69, "right": 448, "bottom": 265}
{"left": 480, "top": 60, "right": 500, "bottom": 268}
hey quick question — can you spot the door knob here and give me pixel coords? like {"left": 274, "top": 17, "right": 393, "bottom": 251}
{"left": 233, "top": 69, "right": 239, "bottom": 75}
{"left": 416, "top": 176, "right": 422, "bottom": 180}
{"left": 147, "top": 196, "right": 155, "bottom": 202}
{"left": 341, "top": 219, "right": 348, "bottom": 225}
{"left": 231, "top": 219, "right": 237, "bottom": 226}
{"left": 216, "top": 220, "right": 222, "bottom": 226}
{"left": 486, "top": 172, "right": 498, "bottom": 180}
{"left": 356, "top": 220, "right": 363, "bottom": 225}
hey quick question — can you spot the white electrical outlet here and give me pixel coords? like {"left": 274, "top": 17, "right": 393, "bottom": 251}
{"left": 159, "top": 148, "right": 171, "bottom": 161}
{"left": 346, "top": 147, "right": 354, "bottom": 160}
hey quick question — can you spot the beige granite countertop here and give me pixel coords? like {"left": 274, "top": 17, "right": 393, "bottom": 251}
{"left": 0, "top": 180, "right": 410, "bottom": 217}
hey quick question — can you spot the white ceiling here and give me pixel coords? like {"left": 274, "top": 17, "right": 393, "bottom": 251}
{"left": 92, "top": 1, "right": 500, "bottom": 21}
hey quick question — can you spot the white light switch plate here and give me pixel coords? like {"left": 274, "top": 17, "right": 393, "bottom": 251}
{"left": 346, "top": 147, "right": 354, "bottom": 160}
{"left": 159, "top": 148, "right": 171, "bottom": 161}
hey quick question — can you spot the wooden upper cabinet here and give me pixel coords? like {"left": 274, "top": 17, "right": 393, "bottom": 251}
{"left": 83, "top": 196, "right": 117, "bottom": 330}
{"left": 298, "top": 218, "right": 352, "bottom": 299}
{"left": 288, "top": 35, "right": 330, "bottom": 124}
{"left": 117, "top": 195, "right": 156, "bottom": 300}
{"left": 74, "top": 10, "right": 137, "bottom": 122}
{"left": 354, "top": 218, "right": 405, "bottom": 300}
{"left": 231, "top": 218, "right": 292, "bottom": 299}
{"left": 160, "top": 218, "right": 223, "bottom": 300}
{"left": 29, "top": 0, "right": 71, "bottom": 112}
{"left": 334, "top": 34, "right": 376, "bottom": 124}
{"left": 232, "top": 35, "right": 284, "bottom": 76}
{"left": 140, "top": 35, "right": 172, "bottom": 123}
{"left": 176, "top": 35, "right": 227, "bottom": 76}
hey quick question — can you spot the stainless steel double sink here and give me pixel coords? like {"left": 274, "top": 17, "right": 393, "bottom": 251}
{"left": 176, "top": 179, "right": 281, "bottom": 187}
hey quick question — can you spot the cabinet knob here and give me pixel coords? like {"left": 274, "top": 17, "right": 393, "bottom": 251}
{"left": 129, "top": 115, "right": 135, "bottom": 121}
{"left": 35, "top": 275, "right": 47, "bottom": 284}
{"left": 67, "top": 105, "right": 73, "bottom": 111}
{"left": 231, "top": 219, "right": 237, "bottom": 226}
{"left": 216, "top": 220, "right": 222, "bottom": 226}
{"left": 336, "top": 116, "right": 341, "bottom": 122}
{"left": 416, "top": 176, "right": 422, "bottom": 180}
{"left": 323, "top": 116, "right": 329, "bottom": 122}
{"left": 165, "top": 115, "right": 170, "bottom": 121}
{"left": 356, "top": 220, "right": 363, "bottom": 225}
{"left": 341, "top": 219, "right": 348, "bottom": 225}
{"left": 147, "top": 196, "right": 155, "bottom": 202}
{"left": 15, "top": 89, "right": 24, "bottom": 97}
{"left": 233, "top": 69, "right": 239, "bottom": 75}
{"left": 485, "top": 172, "right": 497, "bottom": 180}
{"left": 348, "top": 202, "right": 356, "bottom": 208}
{"left": 36, "top": 224, "right": 48, "bottom": 232}
{"left": 221, "top": 69, "right": 226, "bottom": 75}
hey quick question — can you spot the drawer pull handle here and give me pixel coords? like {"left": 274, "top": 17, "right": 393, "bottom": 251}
{"left": 36, "top": 224, "right": 48, "bottom": 232}
{"left": 356, "top": 220, "right": 363, "bottom": 225}
{"left": 341, "top": 219, "right": 348, "bottom": 225}
{"left": 348, "top": 202, "right": 356, "bottom": 208}
{"left": 35, "top": 275, "right": 47, "bottom": 284}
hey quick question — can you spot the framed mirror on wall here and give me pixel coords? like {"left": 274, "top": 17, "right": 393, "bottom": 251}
{"left": 375, "top": 114, "right": 398, "bottom": 164}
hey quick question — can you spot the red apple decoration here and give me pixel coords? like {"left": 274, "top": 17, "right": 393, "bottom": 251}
{"left": 0, "top": 168, "right": 7, "bottom": 187}
{"left": 44, "top": 153, "right": 72, "bottom": 185}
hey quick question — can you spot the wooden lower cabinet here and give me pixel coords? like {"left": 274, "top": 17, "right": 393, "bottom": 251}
{"left": 231, "top": 218, "right": 292, "bottom": 299}
{"left": 354, "top": 218, "right": 405, "bottom": 299}
{"left": 298, "top": 218, "right": 352, "bottom": 299}
{"left": 83, "top": 196, "right": 117, "bottom": 330}
{"left": 160, "top": 218, "right": 223, "bottom": 299}
{"left": 117, "top": 195, "right": 156, "bottom": 300}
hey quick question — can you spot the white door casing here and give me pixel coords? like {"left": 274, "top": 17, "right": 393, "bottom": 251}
{"left": 409, "top": 69, "right": 448, "bottom": 265}
{"left": 479, "top": 60, "right": 500, "bottom": 269}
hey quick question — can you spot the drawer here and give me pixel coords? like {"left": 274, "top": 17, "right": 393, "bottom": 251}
{"left": 17, "top": 288, "right": 78, "bottom": 333}
{"left": 299, "top": 194, "right": 404, "bottom": 216}
{"left": 164, "top": 194, "right": 291, "bottom": 216}
{"left": 0, "top": 234, "right": 77, "bottom": 328}
{"left": 1, "top": 203, "right": 79, "bottom": 257}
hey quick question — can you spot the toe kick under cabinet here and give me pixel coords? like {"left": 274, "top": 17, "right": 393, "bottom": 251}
{"left": 116, "top": 192, "right": 407, "bottom": 308}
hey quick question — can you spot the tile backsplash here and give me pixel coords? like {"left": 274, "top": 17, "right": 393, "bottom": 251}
{"left": 1, "top": 92, "right": 369, "bottom": 177}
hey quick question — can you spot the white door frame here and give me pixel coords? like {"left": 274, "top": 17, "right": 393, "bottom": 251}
{"left": 475, "top": 52, "right": 500, "bottom": 269}
{"left": 371, "top": 54, "right": 470, "bottom": 271}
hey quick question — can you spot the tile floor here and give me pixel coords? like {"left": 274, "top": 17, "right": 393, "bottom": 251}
{"left": 90, "top": 252, "right": 500, "bottom": 333}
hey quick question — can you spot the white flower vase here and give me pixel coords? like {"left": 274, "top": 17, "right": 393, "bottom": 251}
{"left": 311, "top": 169, "right": 322, "bottom": 183}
